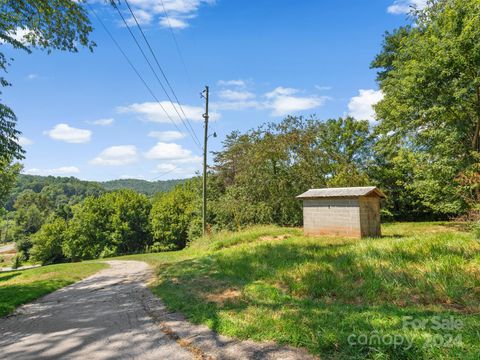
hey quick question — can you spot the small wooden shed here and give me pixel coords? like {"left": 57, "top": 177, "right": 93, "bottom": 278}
{"left": 296, "top": 186, "right": 386, "bottom": 238}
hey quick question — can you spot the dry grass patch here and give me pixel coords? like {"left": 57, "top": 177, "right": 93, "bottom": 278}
{"left": 204, "top": 288, "right": 242, "bottom": 305}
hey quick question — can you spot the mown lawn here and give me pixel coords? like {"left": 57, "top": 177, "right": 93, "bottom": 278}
{"left": 121, "top": 222, "right": 480, "bottom": 359}
{"left": 0, "top": 262, "right": 107, "bottom": 317}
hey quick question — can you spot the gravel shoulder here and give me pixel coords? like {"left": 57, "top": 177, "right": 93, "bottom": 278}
{"left": 0, "top": 260, "right": 315, "bottom": 360}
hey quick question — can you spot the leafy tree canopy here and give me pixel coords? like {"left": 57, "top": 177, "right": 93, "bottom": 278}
{"left": 0, "top": 0, "right": 95, "bottom": 206}
{"left": 372, "top": 0, "right": 480, "bottom": 216}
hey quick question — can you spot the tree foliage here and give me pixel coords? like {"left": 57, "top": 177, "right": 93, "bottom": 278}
{"left": 150, "top": 181, "right": 200, "bottom": 251}
{"left": 30, "top": 216, "right": 68, "bottom": 265}
{"left": 101, "top": 178, "right": 186, "bottom": 196}
{"left": 371, "top": 0, "right": 480, "bottom": 217}
{"left": 211, "top": 116, "right": 373, "bottom": 228}
{"left": 0, "top": 0, "right": 95, "bottom": 207}
{"left": 64, "top": 189, "right": 152, "bottom": 260}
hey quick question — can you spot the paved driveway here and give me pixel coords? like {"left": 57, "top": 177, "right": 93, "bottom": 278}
{"left": 0, "top": 261, "right": 192, "bottom": 359}
{"left": 0, "top": 260, "right": 316, "bottom": 360}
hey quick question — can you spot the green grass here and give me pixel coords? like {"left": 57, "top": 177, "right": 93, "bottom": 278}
{"left": 0, "top": 262, "right": 107, "bottom": 317}
{"left": 121, "top": 222, "right": 480, "bottom": 359}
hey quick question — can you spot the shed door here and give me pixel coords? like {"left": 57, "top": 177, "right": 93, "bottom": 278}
{"left": 366, "top": 198, "right": 380, "bottom": 236}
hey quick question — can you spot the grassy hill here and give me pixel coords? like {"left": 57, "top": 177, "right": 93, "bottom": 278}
{"left": 1, "top": 222, "right": 478, "bottom": 358}
{"left": 120, "top": 222, "right": 480, "bottom": 359}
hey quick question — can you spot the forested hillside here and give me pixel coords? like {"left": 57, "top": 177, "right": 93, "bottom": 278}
{"left": 5, "top": 175, "right": 104, "bottom": 211}
{"left": 101, "top": 178, "right": 185, "bottom": 196}
{"left": 5, "top": 175, "right": 185, "bottom": 211}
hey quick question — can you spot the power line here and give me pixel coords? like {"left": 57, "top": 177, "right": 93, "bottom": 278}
{"left": 122, "top": 0, "right": 201, "bottom": 148}
{"left": 87, "top": 3, "right": 185, "bottom": 136}
{"left": 112, "top": 2, "right": 202, "bottom": 149}
{"left": 151, "top": 166, "right": 180, "bottom": 180}
{"left": 159, "top": 0, "right": 192, "bottom": 85}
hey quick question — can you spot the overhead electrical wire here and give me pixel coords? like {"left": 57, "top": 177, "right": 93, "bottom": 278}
{"left": 151, "top": 166, "right": 180, "bottom": 180}
{"left": 122, "top": 0, "right": 201, "bottom": 148}
{"left": 86, "top": 3, "right": 186, "bottom": 137}
{"left": 112, "top": 2, "right": 202, "bottom": 149}
{"left": 159, "top": 0, "right": 192, "bottom": 86}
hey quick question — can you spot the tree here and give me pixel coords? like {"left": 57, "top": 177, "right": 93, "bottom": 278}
{"left": 0, "top": 0, "right": 95, "bottom": 205}
{"left": 211, "top": 116, "right": 373, "bottom": 228}
{"left": 64, "top": 190, "right": 152, "bottom": 261}
{"left": 371, "top": 0, "right": 480, "bottom": 217}
{"left": 30, "top": 216, "right": 68, "bottom": 265}
{"left": 0, "top": 159, "right": 20, "bottom": 207}
{"left": 150, "top": 181, "right": 200, "bottom": 250}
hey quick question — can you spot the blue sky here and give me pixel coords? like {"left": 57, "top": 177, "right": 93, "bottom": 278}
{"left": 2, "top": 0, "right": 421, "bottom": 181}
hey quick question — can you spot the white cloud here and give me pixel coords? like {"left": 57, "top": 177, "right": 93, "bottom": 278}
{"left": 17, "top": 136, "right": 33, "bottom": 146}
{"left": 144, "top": 142, "right": 193, "bottom": 160}
{"left": 214, "top": 82, "right": 327, "bottom": 116}
{"left": 0, "top": 28, "right": 33, "bottom": 44}
{"left": 126, "top": 9, "right": 153, "bottom": 26}
{"left": 160, "top": 17, "right": 188, "bottom": 29}
{"left": 91, "top": 145, "right": 138, "bottom": 166}
{"left": 88, "top": 118, "right": 114, "bottom": 126}
{"left": 118, "top": 101, "right": 220, "bottom": 122}
{"left": 125, "top": 0, "right": 215, "bottom": 29}
{"left": 148, "top": 130, "right": 186, "bottom": 141}
{"left": 24, "top": 166, "right": 80, "bottom": 176}
{"left": 44, "top": 123, "right": 92, "bottom": 143}
{"left": 265, "top": 87, "right": 299, "bottom": 98}
{"left": 120, "top": 174, "right": 146, "bottom": 180}
{"left": 218, "top": 89, "right": 255, "bottom": 101}
{"left": 315, "top": 85, "right": 332, "bottom": 91}
{"left": 212, "top": 100, "right": 261, "bottom": 111}
{"left": 264, "top": 87, "right": 326, "bottom": 116}
{"left": 387, "top": 0, "right": 427, "bottom": 14}
{"left": 26, "top": 74, "right": 38, "bottom": 80}
{"left": 152, "top": 163, "right": 200, "bottom": 178}
{"left": 217, "top": 79, "right": 247, "bottom": 88}
{"left": 348, "top": 89, "right": 384, "bottom": 122}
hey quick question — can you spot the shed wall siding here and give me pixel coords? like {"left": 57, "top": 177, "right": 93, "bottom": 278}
{"left": 303, "top": 198, "right": 361, "bottom": 237}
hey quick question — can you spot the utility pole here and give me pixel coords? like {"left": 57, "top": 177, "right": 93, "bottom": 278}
{"left": 202, "top": 85, "right": 209, "bottom": 236}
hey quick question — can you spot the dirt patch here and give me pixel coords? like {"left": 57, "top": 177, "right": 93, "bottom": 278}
{"left": 260, "top": 234, "right": 292, "bottom": 241}
{"left": 0, "top": 249, "right": 16, "bottom": 255}
{"left": 204, "top": 288, "right": 242, "bottom": 305}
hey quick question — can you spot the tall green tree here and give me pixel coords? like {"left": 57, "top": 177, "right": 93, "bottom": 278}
{"left": 0, "top": 0, "right": 95, "bottom": 205}
{"left": 64, "top": 190, "right": 152, "bottom": 260}
{"left": 30, "top": 216, "right": 68, "bottom": 265}
{"left": 372, "top": 0, "right": 480, "bottom": 217}
{"left": 150, "top": 180, "right": 200, "bottom": 250}
{"left": 212, "top": 116, "right": 373, "bottom": 228}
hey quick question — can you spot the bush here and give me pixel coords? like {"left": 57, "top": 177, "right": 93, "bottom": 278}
{"left": 15, "top": 236, "right": 32, "bottom": 260}
{"left": 150, "top": 181, "right": 200, "bottom": 250}
{"left": 63, "top": 189, "right": 152, "bottom": 261}
{"left": 30, "top": 217, "right": 68, "bottom": 265}
{"left": 11, "top": 252, "right": 25, "bottom": 269}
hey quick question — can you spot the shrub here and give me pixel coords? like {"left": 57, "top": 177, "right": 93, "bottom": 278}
{"left": 30, "top": 217, "right": 68, "bottom": 265}
{"left": 11, "top": 252, "right": 24, "bottom": 269}
{"left": 150, "top": 181, "right": 200, "bottom": 250}
{"left": 63, "top": 189, "right": 152, "bottom": 260}
{"left": 15, "top": 236, "right": 32, "bottom": 260}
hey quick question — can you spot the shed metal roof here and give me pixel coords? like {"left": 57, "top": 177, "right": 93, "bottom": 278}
{"left": 296, "top": 186, "right": 386, "bottom": 199}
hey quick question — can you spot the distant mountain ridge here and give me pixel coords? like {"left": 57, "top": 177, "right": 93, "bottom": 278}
{"left": 7, "top": 175, "right": 187, "bottom": 210}
{"left": 101, "top": 178, "right": 186, "bottom": 196}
